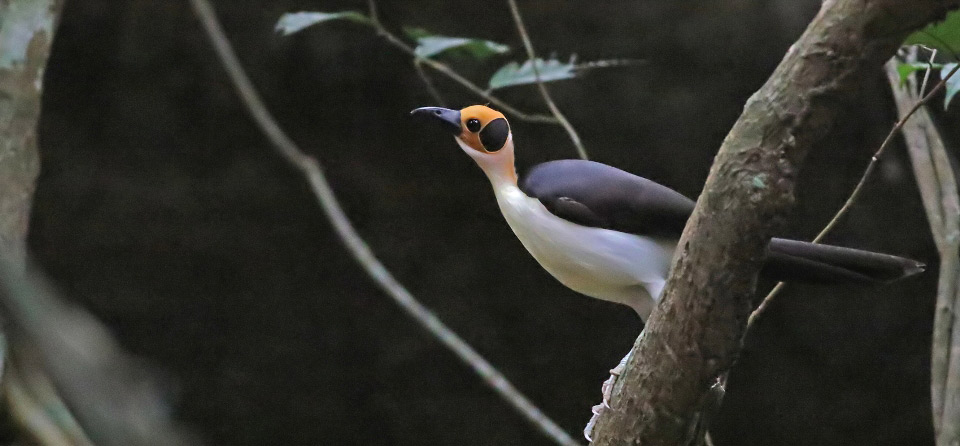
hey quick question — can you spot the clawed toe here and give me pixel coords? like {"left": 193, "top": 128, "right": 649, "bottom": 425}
{"left": 585, "top": 352, "right": 632, "bottom": 440}
{"left": 583, "top": 403, "right": 605, "bottom": 441}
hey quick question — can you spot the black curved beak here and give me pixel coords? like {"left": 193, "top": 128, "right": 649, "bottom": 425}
{"left": 410, "top": 107, "right": 462, "bottom": 135}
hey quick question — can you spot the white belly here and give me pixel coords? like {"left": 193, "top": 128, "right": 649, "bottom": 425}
{"left": 493, "top": 184, "right": 675, "bottom": 318}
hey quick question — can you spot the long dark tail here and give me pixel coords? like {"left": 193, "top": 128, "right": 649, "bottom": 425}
{"left": 760, "top": 238, "right": 925, "bottom": 284}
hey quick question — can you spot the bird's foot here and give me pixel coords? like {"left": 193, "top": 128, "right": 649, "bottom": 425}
{"left": 583, "top": 403, "right": 605, "bottom": 441}
{"left": 602, "top": 353, "right": 630, "bottom": 407}
{"left": 584, "top": 352, "right": 631, "bottom": 441}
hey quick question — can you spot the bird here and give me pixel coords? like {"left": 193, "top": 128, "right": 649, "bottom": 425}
{"left": 411, "top": 104, "right": 924, "bottom": 316}
{"left": 410, "top": 104, "right": 924, "bottom": 437}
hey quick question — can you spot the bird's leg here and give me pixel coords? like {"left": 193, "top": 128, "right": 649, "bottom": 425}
{"left": 584, "top": 348, "right": 634, "bottom": 440}
{"left": 598, "top": 281, "right": 659, "bottom": 406}
{"left": 585, "top": 283, "right": 660, "bottom": 440}
{"left": 602, "top": 350, "right": 631, "bottom": 407}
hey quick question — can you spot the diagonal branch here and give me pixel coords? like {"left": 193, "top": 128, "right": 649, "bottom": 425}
{"left": 505, "top": 0, "right": 589, "bottom": 160}
{"left": 188, "top": 1, "right": 580, "bottom": 445}
{"left": 588, "top": 1, "right": 960, "bottom": 444}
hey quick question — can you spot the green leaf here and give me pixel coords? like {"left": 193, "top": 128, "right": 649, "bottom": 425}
{"left": 897, "top": 62, "right": 945, "bottom": 86}
{"left": 275, "top": 11, "right": 371, "bottom": 36}
{"left": 904, "top": 10, "right": 960, "bottom": 56}
{"left": 488, "top": 57, "right": 577, "bottom": 90}
{"left": 412, "top": 35, "right": 509, "bottom": 60}
{"left": 942, "top": 63, "right": 960, "bottom": 109}
{"left": 403, "top": 27, "right": 432, "bottom": 40}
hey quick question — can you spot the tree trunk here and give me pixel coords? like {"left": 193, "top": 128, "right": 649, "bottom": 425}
{"left": 589, "top": 1, "right": 960, "bottom": 444}
{"left": 0, "top": 0, "right": 64, "bottom": 269}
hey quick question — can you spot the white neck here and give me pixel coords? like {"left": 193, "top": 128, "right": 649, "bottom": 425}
{"left": 456, "top": 136, "right": 517, "bottom": 189}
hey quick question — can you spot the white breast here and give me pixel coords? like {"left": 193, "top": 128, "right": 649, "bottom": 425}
{"left": 493, "top": 184, "right": 674, "bottom": 318}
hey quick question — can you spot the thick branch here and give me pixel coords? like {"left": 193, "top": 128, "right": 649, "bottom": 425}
{"left": 589, "top": 1, "right": 960, "bottom": 444}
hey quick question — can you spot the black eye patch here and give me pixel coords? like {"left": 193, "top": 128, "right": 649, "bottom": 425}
{"left": 479, "top": 118, "right": 509, "bottom": 152}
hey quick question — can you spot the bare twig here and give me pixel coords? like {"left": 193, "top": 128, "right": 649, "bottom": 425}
{"left": 920, "top": 48, "right": 938, "bottom": 97}
{"left": 745, "top": 60, "right": 960, "bottom": 328}
{"left": 505, "top": 0, "right": 589, "bottom": 160}
{"left": 188, "top": 1, "right": 579, "bottom": 445}
{"left": 414, "top": 60, "right": 447, "bottom": 107}
{"left": 885, "top": 57, "right": 960, "bottom": 446}
{"left": 814, "top": 62, "right": 960, "bottom": 243}
{"left": 365, "top": 0, "right": 557, "bottom": 125}
{"left": 746, "top": 282, "right": 785, "bottom": 327}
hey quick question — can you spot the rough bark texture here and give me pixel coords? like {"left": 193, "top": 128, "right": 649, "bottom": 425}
{"left": 0, "top": 0, "right": 63, "bottom": 268}
{"left": 589, "top": 1, "right": 960, "bottom": 444}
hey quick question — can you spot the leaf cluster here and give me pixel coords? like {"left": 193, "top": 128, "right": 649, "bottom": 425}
{"left": 275, "top": 10, "right": 635, "bottom": 92}
{"left": 899, "top": 10, "right": 960, "bottom": 108}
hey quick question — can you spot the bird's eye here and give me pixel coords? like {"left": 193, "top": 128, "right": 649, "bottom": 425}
{"left": 466, "top": 118, "right": 481, "bottom": 133}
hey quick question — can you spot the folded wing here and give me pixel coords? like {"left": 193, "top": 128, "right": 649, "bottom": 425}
{"left": 520, "top": 159, "right": 924, "bottom": 283}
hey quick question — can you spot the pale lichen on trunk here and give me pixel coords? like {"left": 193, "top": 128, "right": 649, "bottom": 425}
{"left": 0, "top": 0, "right": 61, "bottom": 269}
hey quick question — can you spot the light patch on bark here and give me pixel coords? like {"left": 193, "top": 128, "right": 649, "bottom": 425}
{"left": 0, "top": 0, "right": 56, "bottom": 72}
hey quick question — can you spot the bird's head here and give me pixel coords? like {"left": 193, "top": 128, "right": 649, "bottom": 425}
{"left": 411, "top": 105, "right": 516, "bottom": 184}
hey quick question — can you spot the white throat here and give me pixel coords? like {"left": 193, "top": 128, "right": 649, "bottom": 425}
{"left": 456, "top": 136, "right": 517, "bottom": 187}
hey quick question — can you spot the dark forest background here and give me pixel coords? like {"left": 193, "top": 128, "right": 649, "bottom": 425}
{"left": 25, "top": 0, "right": 945, "bottom": 444}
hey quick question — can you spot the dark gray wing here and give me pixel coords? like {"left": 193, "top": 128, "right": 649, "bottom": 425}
{"left": 519, "top": 160, "right": 695, "bottom": 238}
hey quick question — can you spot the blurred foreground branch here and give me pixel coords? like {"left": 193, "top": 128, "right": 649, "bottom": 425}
{"left": 0, "top": 255, "right": 198, "bottom": 446}
{"left": 188, "top": 1, "right": 580, "bottom": 445}
{"left": 2, "top": 3, "right": 197, "bottom": 445}
{"left": 884, "top": 58, "right": 960, "bottom": 446}
{"left": 588, "top": 1, "right": 960, "bottom": 445}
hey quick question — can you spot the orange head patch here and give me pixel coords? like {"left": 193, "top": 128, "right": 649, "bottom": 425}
{"left": 457, "top": 105, "right": 511, "bottom": 153}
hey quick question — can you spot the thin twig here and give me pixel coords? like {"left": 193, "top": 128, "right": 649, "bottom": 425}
{"left": 746, "top": 282, "right": 784, "bottom": 327}
{"left": 505, "top": 0, "right": 589, "bottom": 160}
{"left": 188, "top": 1, "right": 579, "bottom": 445}
{"left": 920, "top": 48, "right": 938, "bottom": 97}
{"left": 813, "top": 63, "right": 958, "bottom": 243}
{"left": 745, "top": 61, "right": 960, "bottom": 327}
{"left": 365, "top": 0, "right": 557, "bottom": 125}
{"left": 414, "top": 60, "right": 446, "bottom": 107}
